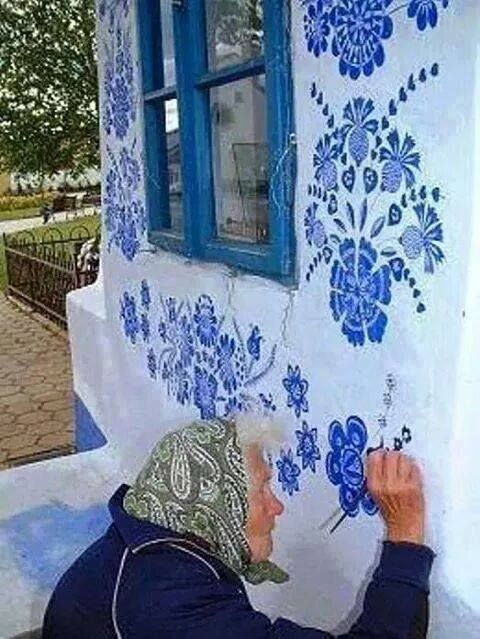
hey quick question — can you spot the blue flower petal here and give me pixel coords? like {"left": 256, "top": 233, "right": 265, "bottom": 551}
{"left": 329, "top": 420, "right": 347, "bottom": 449}
{"left": 346, "top": 416, "right": 368, "bottom": 453}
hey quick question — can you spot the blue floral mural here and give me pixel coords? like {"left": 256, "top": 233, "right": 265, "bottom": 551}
{"left": 100, "top": 0, "right": 146, "bottom": 262}
{"left": 305, "top": 68, "right": 445, "bottom": 346}
{"left": 296, "top": 421, "right": 321, "bottom": 472}
{"left": 283, "top": 364, "right": 310, "bottom": 418}
{"left": 300, "top": 0, "right": 449, "bottom": 79}
{"left": 99, "top": 0, "right": 130, "bottom": 31}
{"left": 275, "top": 363, "right": 321, "bottom": 497}
{"left": 119, "top": 285, "right": 277, "bottom": 419}
{"left": 326, "top": 416, "right": 379, "bottom": 517}
{"left": 104, "top": 144, "right": 146, "bottom": 261}
{"left": 103, "top": 27, "right": 135, "bottom": 140}
{"left": 276, "top": 449, "right": 302, "bottom": 496}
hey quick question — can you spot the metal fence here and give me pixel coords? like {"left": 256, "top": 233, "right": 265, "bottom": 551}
{"left": 3, "top": 225, "right": 100, "bottom": 327}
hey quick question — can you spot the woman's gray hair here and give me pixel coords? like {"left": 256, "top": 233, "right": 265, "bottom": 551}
{"left": 235, "top": 409, "right": 286, "bottom": 451}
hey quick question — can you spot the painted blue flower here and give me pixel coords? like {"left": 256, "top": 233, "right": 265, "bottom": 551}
{"left": 165, "top": 297, "right": 178, "bottom": 323}
{"left": 158, "top": 320, "right": 167, "bottom": 342}
{"left": 314, "top": 134, "right": 338, "bottom": 190}
{"left": 104, "top": 145, "right": 145, "bottom": 261}
{"left": 330, "top": 237, "right": 392, "bottom": 346}
{"left": 140, "top": 313, "right": 150, "bottom": 342}
{"left": 120, "top": 147, "right": 141, "bottom": 191}
{"left": 330, "top": 0, "right": 394, "bottom": 80}
{"left": 140, "top": 280, "right": 151, "bottom": 310}
{"left": 224, "top": 396, "right": 243, "bottom": 417}
{"left": 276, "top": 448, "right": 301, "bottom": 496}
{"left": 178, "top": 315, "right": 194, "bottom": 368}
{"left": 147, "top": 348, "right": 157, "bottom": 380}
{"left": 326, "top": 416, "right": 378, "bottom": 517}
{"left": 295, "top": 422, "right": 321, "bottom": 473}
{"left": 341, "top": 98, "right": 379, "bottom": 166}
{"left": 400, "top": 203, "right": 444, "bottom": 273}
{"left": 193, "top": 295, "right": 218, "bottom": 347}
{"left": 193, "top": 366, "right": 218, "bottom": 420}
{"left": 283, "top": 364, "right": 309, "bottom": 418}
{"left": 247, "top": 326, "right": 262, "bottom": 361}
{"left": 258, "top": 393, "right": 277, "bottom": 413}
{"left": 303, "top": 0, "right": 331, "bottom": 57}
{"left": 380, "top": 130, "right": 420, "bottom": 193}
{"left": 104, "top": 70, "right": 132, "bottom": 141}
{"left": 175, "top": 361, "right": 191, "bottom": 406}
{"left": 120, "top": 292, "right": 139, "bottom": 344}
{"left": 119, "top": 217, "right": 139, "bottom": 262}
{"left": 99, "top": 0, "right": 129, "bottom": 25}
{"left": 305, "top": 202, "right": 327, "bottom": 248}
{"left": 407, "top": 0, "right": 448, "bottom": 31}
{"left": 216, "top": 334, "right": 237, "bottom": 395}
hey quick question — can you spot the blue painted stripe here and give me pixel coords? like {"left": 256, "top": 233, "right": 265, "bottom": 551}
{"left": 74, "top": 394, "right": 107, "bottom": 453}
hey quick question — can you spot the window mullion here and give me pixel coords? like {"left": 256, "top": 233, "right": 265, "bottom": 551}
{"left": 262, "top": 0, "right": 296, "bottom": 276}
{"left": 172, "top": 1, "right": 211, "bottom": 258}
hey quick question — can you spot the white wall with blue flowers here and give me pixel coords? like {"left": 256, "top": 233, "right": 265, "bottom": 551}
{"left": 0, "top": 1, "right": 479, "bottom": 636}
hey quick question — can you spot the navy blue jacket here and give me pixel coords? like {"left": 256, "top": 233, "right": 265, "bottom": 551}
{"left": 42, "top": 485, "right": 434, "bottom": 638}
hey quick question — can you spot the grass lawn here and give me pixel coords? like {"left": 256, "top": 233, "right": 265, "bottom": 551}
{"left": 0, "top": 207, "right": 40, "bottom": 222}
{"left": 0, "top": 215, "right": 101, "bottom": 292}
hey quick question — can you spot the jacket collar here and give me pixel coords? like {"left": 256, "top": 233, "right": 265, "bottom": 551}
{"left": 109, "top": 484, "right": 215, "bottom": 556}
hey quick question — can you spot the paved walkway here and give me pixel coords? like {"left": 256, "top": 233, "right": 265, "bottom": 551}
{"left": 0, "top": 295, "right": 74, "bottom": 469}
{"left": 0, "top": 207, "right": 98, "bottom": 235}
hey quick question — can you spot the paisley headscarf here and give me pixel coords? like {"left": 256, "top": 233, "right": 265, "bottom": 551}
{"left": 123, "top": 418, "right": 288, "bottom": 585}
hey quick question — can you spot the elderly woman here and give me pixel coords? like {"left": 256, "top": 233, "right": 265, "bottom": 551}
{"left": 43, "top": 418, "right": 433, "bottom": 638}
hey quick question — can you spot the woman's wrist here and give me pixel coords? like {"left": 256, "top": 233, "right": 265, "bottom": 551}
{"left": 386, "top": 523, "right": 425, "bottom": 545}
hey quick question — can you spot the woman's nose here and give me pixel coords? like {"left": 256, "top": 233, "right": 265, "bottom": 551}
{"left": 271, "top": 495, "right": 284, "bottom": 516}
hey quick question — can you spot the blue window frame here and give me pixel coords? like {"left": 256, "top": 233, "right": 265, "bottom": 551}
{"left": 138, "top": 0, "right": 295, "bottom": 281}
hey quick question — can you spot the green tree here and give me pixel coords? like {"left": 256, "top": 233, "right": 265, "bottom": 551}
{"left": 0, "top": 0, "right": 99, "bottom": 185}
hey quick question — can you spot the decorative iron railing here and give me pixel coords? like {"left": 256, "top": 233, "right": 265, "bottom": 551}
{"left": 3, "top": 225, "right": 100, "bottom": 327}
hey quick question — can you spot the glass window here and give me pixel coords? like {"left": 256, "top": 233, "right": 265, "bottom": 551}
{"left": 211, "top": 76, "right": 268, "bottom": 243}
{"left": 206, "top": 0, "right": 264, "bottom": 70}
{"left": 160, "top": 0, "right": 176, "bottom": 87}
{"left": 139, "top": 0, "right": 294, "bottom": 279}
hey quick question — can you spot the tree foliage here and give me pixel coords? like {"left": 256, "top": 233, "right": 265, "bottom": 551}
{"left": 0, "top": 0, "right": 99, "bottom": 181}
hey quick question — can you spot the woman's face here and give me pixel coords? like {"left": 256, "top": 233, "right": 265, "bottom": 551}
{"left": 244, "top": 446, "right": 284, "bottom": 563}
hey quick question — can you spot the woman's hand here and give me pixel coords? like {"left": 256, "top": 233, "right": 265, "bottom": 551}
{"left": 367, "top": 450, "right": 425, "bottom": 545}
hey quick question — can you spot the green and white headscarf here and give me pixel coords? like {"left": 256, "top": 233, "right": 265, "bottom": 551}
{"left": 124, "top": 418, "right": 288, "bottom": 585}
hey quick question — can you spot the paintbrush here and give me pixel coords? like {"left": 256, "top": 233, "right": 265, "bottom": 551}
{"left": 320, "top": 440, "right": 384, "bottom": 534}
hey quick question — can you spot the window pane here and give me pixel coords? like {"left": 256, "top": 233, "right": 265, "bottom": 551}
{"left": 154, "top": 98, "right": 183, "bottom": 232}
{"left": 165, "top": 99, "right": 183, "bottom": 232}
{"left": 160, "top": 0, "right": 176, "bottom": 87}
{"left": 211, "top": 75, "right": 268, "bottom": 244}
{"left": 206, "top": 0, "right": 264, "bottom": 70}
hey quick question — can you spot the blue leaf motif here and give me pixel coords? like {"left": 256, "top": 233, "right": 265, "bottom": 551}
{"left": 388, "top": 204, "right": 402, "bottom": 226}
{"left": 342, "top": 166, "right": 356, "bottom": 193}
{"left": 381, "top": 248, "right": 397, "bottom": 257}
{"left": 359, "top": 199, "right": 368, "bottom": 233}
{"left": 389, "top": 257, "right": 405, "bottom": 282}
{"left": 370, "top": 216, "right": 386, "bottom": 239}
{"left": 333, "top": 218, "right": 347, "bottom": 234}
{"left": 363, "top": 167, "right": 378, "bottom": 194}
{"left": 346, "top": 202, "right": 355, "bottom": 229}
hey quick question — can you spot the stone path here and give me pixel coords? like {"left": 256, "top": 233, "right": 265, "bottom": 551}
{"left": 0, "top": 295, "right": 74, "bottom": 470}
{"left": 0, "top": 207, "right": 98, "bottom": 236}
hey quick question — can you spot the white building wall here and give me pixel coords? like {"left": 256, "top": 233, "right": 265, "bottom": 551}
{"left": 0, "top": 1, "right": 479, "bottom": 636}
